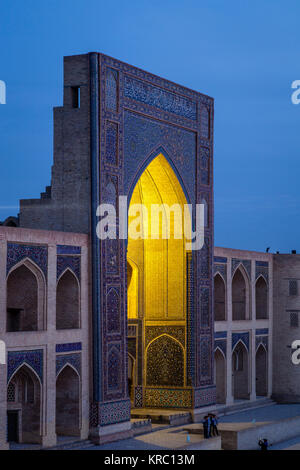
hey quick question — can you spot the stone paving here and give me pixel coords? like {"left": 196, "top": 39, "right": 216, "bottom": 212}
{"left": 85, "top": 404, "right": 300, "bottom": 451}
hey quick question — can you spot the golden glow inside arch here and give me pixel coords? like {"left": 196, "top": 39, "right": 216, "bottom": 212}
{"left": 127, "top": 153, "right": 191, "bottom": 321}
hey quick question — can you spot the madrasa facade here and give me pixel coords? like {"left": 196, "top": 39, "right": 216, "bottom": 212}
{"left": 0, "top": 53, "right": 299, "bottom": 449}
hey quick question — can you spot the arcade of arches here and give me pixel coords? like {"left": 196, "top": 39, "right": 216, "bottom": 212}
{"left": 213, "top": 251, "right": 271, "bottom": 405}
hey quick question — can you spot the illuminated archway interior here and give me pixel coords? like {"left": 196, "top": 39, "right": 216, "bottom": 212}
{"left": 127, "top": 153, "right": 191, "bottom": 406}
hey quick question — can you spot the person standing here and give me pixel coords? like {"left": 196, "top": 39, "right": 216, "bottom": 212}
{"left": 210, "top": 413, "right": 219, "bottom": 436}
{"left": 258, "top": 438, "right": 270, "bottom": 451}
{"left": 202, "top": 415, "right": 209, "bottom": 438}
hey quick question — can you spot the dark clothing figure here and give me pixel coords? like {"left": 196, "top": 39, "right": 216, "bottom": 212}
{"left": 202, "top": 416, "right": 211, "bottom": 439}
{"left": 210, "top": 415, "right": 219, "bottom": 436}
{"left": 258, "top": 439, "right": 269, "bottom": 451}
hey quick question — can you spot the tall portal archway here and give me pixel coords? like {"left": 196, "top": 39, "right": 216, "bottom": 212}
{"left": 127, "top": 153, "right": 191, "bottom": 408}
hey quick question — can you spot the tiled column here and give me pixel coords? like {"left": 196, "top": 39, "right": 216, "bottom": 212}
{"left": 226, "top": 258, "right": 234, "bottom": 404}
{"left": 250, "top": 260, "right": 256, "bottom": 400}
{"left": 0, "top": 238, "right": 9, "bottom": 449}
{"left": 42, "top": 244, "right": 57, "bottom": 447}
{"left": 80, "top": 245, "right": 89, "bottom": 439}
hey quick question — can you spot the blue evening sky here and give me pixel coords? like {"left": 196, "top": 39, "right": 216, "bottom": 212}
{"left": 0, "top": 0, "right": 299, "bottom": 253}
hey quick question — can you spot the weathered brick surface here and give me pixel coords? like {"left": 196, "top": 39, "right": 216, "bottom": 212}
{"left": 272, "top": 254, "right": 300, "bottom": 402}
{"left": 19, "top": 55, "right": 91, "bottom": 234}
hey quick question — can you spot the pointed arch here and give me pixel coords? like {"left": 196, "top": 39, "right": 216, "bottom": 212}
{"left": 56, "top": 364, "right": 80, "bottom": 437}
{"left": 232, "top": 265, "right": 250, "bottom": 321}
{"left": 56, "top": 268, "right": 80, "bottom": 330}
{"left": 127, "top": 147, "right": 192, "bottom": 209}
{"left": 56, "top": 361, "right": 80, "bottom": 380}
{"left": 255, "top": 275, "right": 268, "bottom": 319}
{"left": 7, "top": 258, "right": 46, "bottom": 332}
{"left": 146, "top": 334, "right": 185, "bottom": 387}
{"left": 214, "top": 272, "right": 226, "bottom": 321}
{"left": 232, "top": 340, "right": 249, "bottom": 400}
{"left": 8, "top": 361, "right": 42, "bottom": 387}
{"left": 256, "top": 344, "right": 268, "bottom": 396}
{"left": 214, "top": 348, "right": 226, "bottom": 404}
{"left": 7, "top": 363, "right": 42, "bottom": 444}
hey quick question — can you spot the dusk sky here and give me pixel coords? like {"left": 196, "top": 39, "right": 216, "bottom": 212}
{"left": 1, "top": 0, "right": 299, "bottom": 252}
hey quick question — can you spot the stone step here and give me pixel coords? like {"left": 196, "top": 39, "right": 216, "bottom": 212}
{"left": 131, "top": 410, "right": 192, "bottom": 426}
{"left": 131, "top": 418, "right": 152, "bottom": 436}
{"left": 47, "top": 439, "right": 94, "bottom": 450}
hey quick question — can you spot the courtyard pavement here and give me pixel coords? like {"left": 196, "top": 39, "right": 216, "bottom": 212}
{"left": 83, "top": 404, "right": 300, "bottom": 450}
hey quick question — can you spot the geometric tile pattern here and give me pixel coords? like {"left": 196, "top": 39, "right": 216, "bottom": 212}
{"left": 89, "top": 52, "right": 215, "bottom": 423}
{"left": 7, "top": 349, "right": 43, "bottom": 383}
{"left": 57, "top": 255, "right": 81, "bottom": 281}
{"left": 232, "top": 258, "right": 251, "bottom": 279}
{"left": 57, "top": 245, "right": 81, "bottom": 255}
{"left": 214, "top": 339, "right": 227, "bottom": 357}
{"left": 56, "top": 342, "right": 82, "bottom": 353}
{"left": 7, "top": 243, "right": 48, "bottom": 278}
{"left": 232, "top": 332, "right": 250, "bottom": 351}
{"left": 56, "top": 353, "right": 81, "bottom": 377}
{"left": 144, "top": 387, "right": 193, "bottom": 409}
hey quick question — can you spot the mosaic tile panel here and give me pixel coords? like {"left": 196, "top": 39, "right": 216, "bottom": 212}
{"left": 105, "top": 121, "right": 118, "bottom": 165}
{"left": 90, "top": 399, "right": 131, "bottom": 427}
{"left": 214, "top": 263, "right": 227, "bottom": 280}
{"left": 145, "top": 326, "right": 185, "bottom": 348}
{"left": 200, "top": 147, "right": 210, "bottom": 186}
{"left": 255, "top": 261, "right": 269, "bottom": 282}
{"left": 57, "top": 255, "right": 80, "bottom": 281}
{"left": 214, "top": 256, "right": 227, "bottom": 263}
{"left": 56, "top": 342, "right": 82, "bottom": 353}
{"left": 7, "top": 350, "right": 43, "bottom": 382}
{"left": 124, "top": 75, "right": 197, "bottom": 120}
{"left": 57, "top": 245, "right": 81, "bottom": 255}
{"left": 124, "top": 112, "right": 196, "bottom": 205}
{"left": 56, "top": 353, "right": 81, "bottom": 377}
{"left": 107, "top": 344, "right": 122, "bottom": 392}
{"left": 194, "top": 385, "right": 216, "bottom": 408}
{"left": 144, "top": 388, "right": 192, "bottom": 409}
{"left": 232, "top": 332, "right": 250, "bottom": 351}
{"left": 232, "top": 258, "right": 251, "bottom": 279}
{"left": 256, "top": 336, "right": 268, "bottom": 351}
{"left": 105, "top": 67, "right": 118, "bottom": 111}
{"left": 100, "top": 399, "right": 131, "bottom": 426}
{"left": 146, "top": 335, "right": 184, "bottom": 387}
{"left": 214, "top": 339, "right": 226, "bottom": 357}
{"left": 106, "top": 287, "right": 121, "bottom": 334}
{"left": 134, "top": 386, "right": 143, "bottom": 408}
{"left": 200, "top": 287, "right": 209, "bottom": 327}
{"left": 7, "top": 243, "right": 48, "bottom": 278}
{"left": 200, "top": 105, "right": 210, "bottom": 139}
